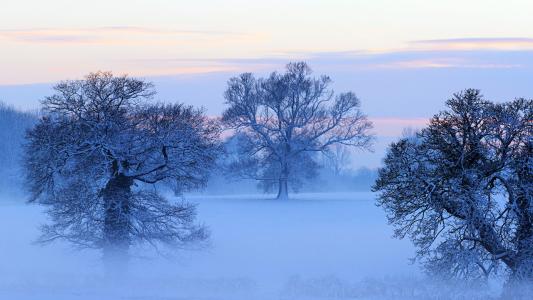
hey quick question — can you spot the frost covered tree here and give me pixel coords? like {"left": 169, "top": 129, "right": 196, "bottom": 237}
{"left": 222, "top": 62, "right": 373, "bottom": 199}
{"left": 24, "top": 72, "right": 220, "bottom": 266}
{"left": 373, "top": 89, "right": 532, "bottom": 281}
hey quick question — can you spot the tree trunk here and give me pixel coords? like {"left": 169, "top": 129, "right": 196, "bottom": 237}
{"left": 511, "top": 220, "right": 533, "bottom": 280}
{"left": 102, "top": 174, "right": 133, "bottom": 274}
{"left": 510, "top": 187, "right": 533, "bottom": 281}
{"left": 277, "top": 178, "right": 288, "bottom": 200}
{"left": 276, "top": 161, "right": 289, "bottom": 200}
{"left": 511, "top": 254, "right": 533, "bottom": 281}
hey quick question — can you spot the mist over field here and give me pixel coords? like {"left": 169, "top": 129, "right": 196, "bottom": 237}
{"left": 0, "top": 191, "right": 509, "bottom": 300}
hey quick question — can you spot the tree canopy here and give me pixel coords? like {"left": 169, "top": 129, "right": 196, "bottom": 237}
{"left": 25, "top": 72, "right": 220, "bottom": 261}
{"left": 374, "top": 89, "right": 532, "bottom": 281}
{"left": 223, "top": 62, "right": 373, "bottom": 199}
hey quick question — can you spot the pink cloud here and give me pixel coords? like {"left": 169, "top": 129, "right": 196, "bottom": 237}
{"left": 370, "top": 117, "right": 428, "bottom": 137}
{"left": 0, "top": 27, "right": 257, "bottom": 45}
{"left": 409, "top": 38, "right": 533, "bottom": 51}
{"left": 371, "top": 58, "right": 521, "bottom": 69}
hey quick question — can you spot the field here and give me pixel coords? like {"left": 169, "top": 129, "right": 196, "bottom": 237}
{"left": 0, "top": 192, "right": 502, "bottom": 299}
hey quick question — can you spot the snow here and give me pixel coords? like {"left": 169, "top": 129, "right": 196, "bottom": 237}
{"left": 0, "top": 192, "right": 503, "bottom": 299}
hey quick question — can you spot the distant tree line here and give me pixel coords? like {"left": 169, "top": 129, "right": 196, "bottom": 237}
{"left": 0, "top": 102, "right": 37, "bottom": 196}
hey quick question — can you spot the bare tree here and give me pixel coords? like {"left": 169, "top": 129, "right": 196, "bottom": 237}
{"left": 24, "top": 72, "right": 220, "bottom": 268}
{"left": 323, "top": 144, "right": 352, "bottom": 176}
{"left": 222, "top": 62, "right": 373, "bottom": 199}
{"left": 373, "top": 89, "right": 532, "bottom": 281}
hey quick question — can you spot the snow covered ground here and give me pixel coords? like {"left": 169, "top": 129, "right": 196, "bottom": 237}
{"left": 0, "top": 192, "right": 503, "bottom": 299}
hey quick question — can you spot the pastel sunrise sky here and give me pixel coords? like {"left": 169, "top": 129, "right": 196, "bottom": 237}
{"left": 2, "top": 0, "right": 533, "bottom": 167}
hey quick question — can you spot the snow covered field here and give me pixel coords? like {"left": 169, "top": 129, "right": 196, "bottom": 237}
{"left": 0, "top": 192, "right": 503, "bottom": 299}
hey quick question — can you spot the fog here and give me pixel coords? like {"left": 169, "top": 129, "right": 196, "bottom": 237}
{"left": 2, "top": 191, "right": 524, "bottom": 299}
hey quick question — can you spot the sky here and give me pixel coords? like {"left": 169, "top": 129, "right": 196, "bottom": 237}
{"left": 1, "top": 0, "right": 533, "bottom": 167}
{"left": 2, "top": 0, "right": 533, "bottom": 83}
